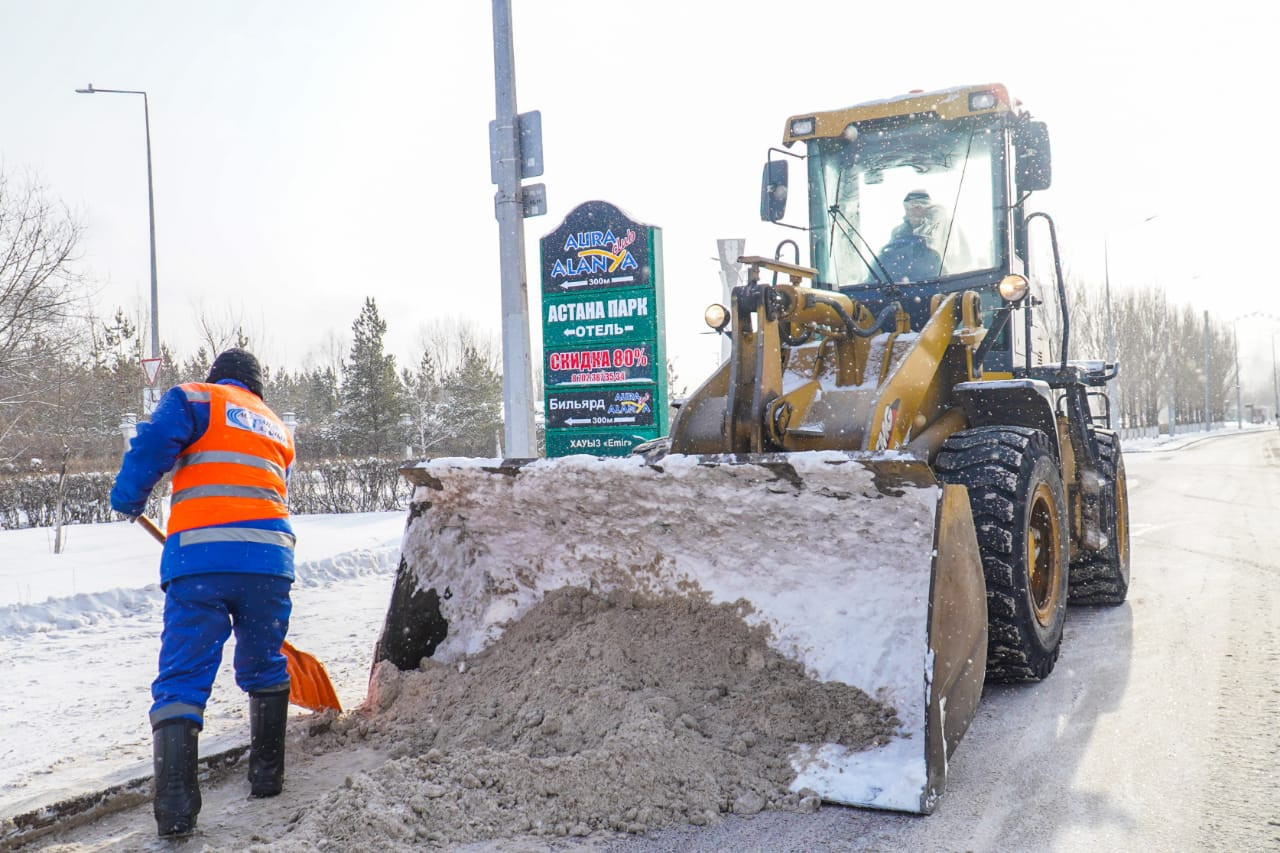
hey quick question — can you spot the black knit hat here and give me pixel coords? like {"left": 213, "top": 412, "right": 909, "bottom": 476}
{"left": 904, "top": 189, "right": 931, "bottom": 203}
{"left": 207, "top": 348, "right": 264, "bottom": 399}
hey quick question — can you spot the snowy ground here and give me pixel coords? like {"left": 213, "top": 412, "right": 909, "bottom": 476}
{"left": 0, "top": 423, "right": 1270, "bottom": 844}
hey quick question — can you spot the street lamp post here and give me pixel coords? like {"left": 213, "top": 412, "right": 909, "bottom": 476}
{"left": 75, "top": 84, "right": 160, "bottom": 362}
{"left": 1203, "top": 310, "right": 1211, "bottom": 433}
{"left": 1234, "top": 318, "right": 1242, "bottom": 429}
{"left": 1273, "top": 334, "right": 1279, "bottom": 427}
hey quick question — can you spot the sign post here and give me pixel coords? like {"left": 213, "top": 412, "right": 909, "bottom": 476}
{"left": 141, "top": 357, "right": 163, "bottom": 417}
{"left": 540, "top": 201, "right": 667, "bottom": 457}
{"left": 489, "top": 0, "right": 544, "bottom": 458}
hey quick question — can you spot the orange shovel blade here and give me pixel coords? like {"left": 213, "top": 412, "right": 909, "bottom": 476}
{"left": 282, "top": 640, "right": 342, "bottom": 712}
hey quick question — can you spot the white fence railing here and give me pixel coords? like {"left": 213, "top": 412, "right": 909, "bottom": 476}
{"left": 1117, "top": 421, "right": 1259, "bottom": 443}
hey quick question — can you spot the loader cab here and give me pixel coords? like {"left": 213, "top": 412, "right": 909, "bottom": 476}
{"left": 763, "top": 84, "right": 1053, "bottom": 375}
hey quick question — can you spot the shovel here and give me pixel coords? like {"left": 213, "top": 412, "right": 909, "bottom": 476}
{"left": 136, "top": 514, "right": 342, "bottom": 713}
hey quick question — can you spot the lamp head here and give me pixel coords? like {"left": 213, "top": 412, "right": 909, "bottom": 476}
{"left": 75, "top": 84, "right": 95, "bottom": 94}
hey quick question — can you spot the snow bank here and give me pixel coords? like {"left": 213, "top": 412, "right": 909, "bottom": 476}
{"left": 0, "top": 512, "right": 404, "bottom": 637}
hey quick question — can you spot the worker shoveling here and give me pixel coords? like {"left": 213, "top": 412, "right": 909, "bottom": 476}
{"left": 378, "top": 82, "right": 1129, "bottom": 817}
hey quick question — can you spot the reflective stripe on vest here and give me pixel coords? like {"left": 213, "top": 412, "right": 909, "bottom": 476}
{"left": 171, "top": 484, "right": 287, "bottom": 506}
{"left": 167, "top": 382, "right": 294, "bottom": 536}
{"left": 179, "top": 527, "right": 297, "bottom": 548}
{"left": 174, "top": 450, "right": 286, "bottom": 481}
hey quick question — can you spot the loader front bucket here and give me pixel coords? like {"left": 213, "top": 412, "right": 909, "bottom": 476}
{"left": 378, "top": 450, "right": 986, "bottom": 814}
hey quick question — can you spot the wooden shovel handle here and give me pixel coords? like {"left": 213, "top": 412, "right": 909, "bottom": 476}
{"left": 136, "top": 514, "right": 167, "bottom": 545}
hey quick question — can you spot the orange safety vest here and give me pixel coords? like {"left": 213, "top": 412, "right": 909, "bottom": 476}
{"left": 167, "top": 382, "right": 295, "bottom": 536}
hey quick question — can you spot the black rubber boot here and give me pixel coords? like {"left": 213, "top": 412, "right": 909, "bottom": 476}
{"left": 152, "top": 719, "right": 201, "bottom": 838}
{"left": 248, "top": 689, "right": 289, "bottom": 797}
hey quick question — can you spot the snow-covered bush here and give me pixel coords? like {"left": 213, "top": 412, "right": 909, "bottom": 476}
{"left": 0, "top": 458, "right": 412, "bottom": 529}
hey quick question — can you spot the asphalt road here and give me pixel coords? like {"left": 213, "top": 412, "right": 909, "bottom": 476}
{"left": 605, "top": 429, "right": 1280, "bottom": 852}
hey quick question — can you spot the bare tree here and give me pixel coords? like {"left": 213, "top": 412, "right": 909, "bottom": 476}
{"left": 0, "top": 171, "right": 86, "bottom": 459}
{"left": 189, "top": 297, "right": 257, "bottom": 357}
{"left": 308, "top": 327, "right": 349, "bottom": 382}
{"left": 0, "top": 171, "right": 83, "bottom": 363}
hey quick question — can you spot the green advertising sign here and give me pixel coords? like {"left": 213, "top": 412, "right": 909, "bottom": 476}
{"left": 540, "top": 201, "right": 667, "bottom": 457}
{"left": 544, "top": 428, "right": 659, "bottom": 458}
{"left": 543, "top": 288, "right": 659, "bottom": 346}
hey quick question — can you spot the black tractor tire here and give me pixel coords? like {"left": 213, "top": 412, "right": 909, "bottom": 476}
{"left": 936, "top": 426, "right": 1070, "bottom": 682}
{"left": 1068, "top": 430, "right": 1131, "bottom": 605}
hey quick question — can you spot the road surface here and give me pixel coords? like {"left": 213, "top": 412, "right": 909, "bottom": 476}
{"left": 608, "top": 429, "right": 1280, "bottom": 851}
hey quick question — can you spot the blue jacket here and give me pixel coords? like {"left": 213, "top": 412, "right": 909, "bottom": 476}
{"left": 878, "top": 234, "right": 941, "bottom": 283}
{"left": 110, "top": 379, "right": 296, "bottom": 585}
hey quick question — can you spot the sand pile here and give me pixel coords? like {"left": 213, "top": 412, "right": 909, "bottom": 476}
{"left": 261, "top": 587, "right": 899, "bottom": 850}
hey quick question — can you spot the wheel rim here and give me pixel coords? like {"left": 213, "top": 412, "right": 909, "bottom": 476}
{"left": 1114, "top": 465, "right": 1129, "bottom": 568}
{"left": 1027, "top": 481, "right": 1062, "bottom": 623}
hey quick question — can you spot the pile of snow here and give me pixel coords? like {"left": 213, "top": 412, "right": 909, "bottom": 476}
{"left": 269, "top": 587, "right": 896, "bottom": 849}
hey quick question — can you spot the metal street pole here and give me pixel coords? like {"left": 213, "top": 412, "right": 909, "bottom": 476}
{"left": 490, "top": 0, "right": 537, "bottom": 458}
{"left": 1234, "top": 319, "right": 1242, "bottom": 430}
{"left": 75, "top": 85, "right": 160, "bottom": 361}
{"left": 1103, "top": 236, "right": 1113, "bottom": 366}
{"left": 1273, "top": 334, "right": 1279, "bottom": 427}
{"left": 1203, "top": 310, "right": 1210, "bottom": 432}
{"left": 1167, "top": 330, "right": 1176, "bottom": 436}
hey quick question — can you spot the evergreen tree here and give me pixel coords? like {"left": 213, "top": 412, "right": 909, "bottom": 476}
{"left": 437, "top": 340, "right": 503, "bottom": 457}
{"left": 403, "top": 349, "right": 444, "bottom": 456}
{"left": 178, "top": 346, "right": 212, "bottom": 385}
{"left": 77, "top": 309, "right": 145, "bottom": 459}
{"left": 301, "top": 364, "right": 343, "bottom": 457}
{"left": 338, "top": 297, "right": 405, "bottom": 456}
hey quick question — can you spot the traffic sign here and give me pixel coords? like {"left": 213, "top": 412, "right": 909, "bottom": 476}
{"left": 141, "top": 357, "right": 162, "bottom": 386}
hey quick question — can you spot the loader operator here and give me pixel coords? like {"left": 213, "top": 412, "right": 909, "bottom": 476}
{"left": 110, "top": 348, "right": 296, "bottom": 839}
{"left": 877, "top": 189, "right": 943, "bottom": 282}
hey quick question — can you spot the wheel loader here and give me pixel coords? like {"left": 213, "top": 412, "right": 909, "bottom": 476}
{"left": 375, "top": 83, "right": 1130, "bottom": 815}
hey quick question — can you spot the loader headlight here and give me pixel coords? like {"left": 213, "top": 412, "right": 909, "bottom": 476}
{"left": 969, "top": 90, "right": 999, "bottom": 111}
{"left": 789, "top": 116, "right": 816, "bottom": 137}
{"left": 998, "top": 274, "right": 1030, "bottom": 304}
{"left": 704, "top": 303, "right": 730, "bottom": 333}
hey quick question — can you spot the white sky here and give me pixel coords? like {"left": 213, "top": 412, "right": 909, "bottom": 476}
{"left": 3, "top": 0, "right": 1278, "bottom": 391}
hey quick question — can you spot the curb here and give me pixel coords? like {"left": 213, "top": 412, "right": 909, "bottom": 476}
{"left": 0, "top": 744, "right": 248, "bottom": 850}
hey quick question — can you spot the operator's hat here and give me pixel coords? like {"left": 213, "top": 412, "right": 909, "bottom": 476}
{"left": 904, "top": 189, "right": 931, "bottom": 203}
{"left": 207, "top": 348, "right": 264, "bottom": 399}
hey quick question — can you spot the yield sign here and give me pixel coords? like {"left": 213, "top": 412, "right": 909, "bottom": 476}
{"left": 141, "top": 357, "right": 163, "bottom": 387}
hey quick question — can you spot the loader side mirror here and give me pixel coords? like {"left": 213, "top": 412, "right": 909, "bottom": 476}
{"left": 761, "top": 160, "right": 789, "bottom": 222}
{"left": 1015, "top": 121, "right": 1052, "bottom": 193}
